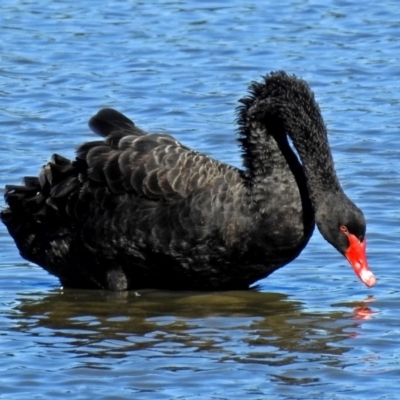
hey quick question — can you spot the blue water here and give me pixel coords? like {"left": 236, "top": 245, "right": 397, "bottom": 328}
{"left": 1, "top": 0, "right": 400, "bottom": 398}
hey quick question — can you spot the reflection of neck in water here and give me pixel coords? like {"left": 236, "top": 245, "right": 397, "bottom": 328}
{"left": 11, "top": 289, "right": 372, "bottom": 364}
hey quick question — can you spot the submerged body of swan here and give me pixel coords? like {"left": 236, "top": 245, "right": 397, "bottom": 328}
{"left": 1, "top": 71, "right": 376, "bottom": 291}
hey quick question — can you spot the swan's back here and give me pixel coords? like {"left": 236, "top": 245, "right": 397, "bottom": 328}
{"left": 1, "top": 108, "right": 248, "bottom": 290}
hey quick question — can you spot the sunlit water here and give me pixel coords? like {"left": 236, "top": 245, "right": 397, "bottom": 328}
{"left": 1, "top": 1, "right": 400, "bottom": 399}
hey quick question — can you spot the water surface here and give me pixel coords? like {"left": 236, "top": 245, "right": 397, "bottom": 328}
{"left": 1, "top": 0, "right": 400, "bottom": 399}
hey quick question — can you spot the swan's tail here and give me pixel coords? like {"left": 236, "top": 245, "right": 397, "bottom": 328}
{"left": 1, "top": 154, "right": 80, "bottom": 269}
{"left": 1, "top": 108, "right": 144, "bottom": 283}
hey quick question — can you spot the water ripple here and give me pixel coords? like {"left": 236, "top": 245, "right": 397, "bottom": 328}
{"left": 1, "top": 0, "right": 400, "bottom": 398}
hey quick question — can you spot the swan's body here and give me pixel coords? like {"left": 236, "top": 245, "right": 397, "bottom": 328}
{"left": 1, "top": 72, "right": 376, "bottom": 290}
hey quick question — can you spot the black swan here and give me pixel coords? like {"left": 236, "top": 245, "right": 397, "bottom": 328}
{"left": 1, "top": 71, "right": 376, "bottom": 291}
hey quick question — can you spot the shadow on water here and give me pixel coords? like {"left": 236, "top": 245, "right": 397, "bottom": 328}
{"left": 10, "top": 288, "right": 375, "bottom": 368}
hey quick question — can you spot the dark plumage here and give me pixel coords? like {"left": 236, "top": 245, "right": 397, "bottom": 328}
{"left": 1, "top": 71, "right": 376, "bottom": 291}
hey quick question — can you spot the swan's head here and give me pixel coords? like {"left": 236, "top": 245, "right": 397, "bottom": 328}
{"left": 315, "top": 193, "right": 376, "bottom": 288}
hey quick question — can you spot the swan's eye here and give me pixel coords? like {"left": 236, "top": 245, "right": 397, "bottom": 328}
{"left": 340, "top": 225, "right": 348, "bottom": 234}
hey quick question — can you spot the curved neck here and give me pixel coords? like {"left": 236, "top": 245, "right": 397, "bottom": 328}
{"left": 239, "top": 118, "right": 306, "bottom": 193}
{"left": 238, "top": 116, "right": 315, "bottom": 236}
{"left": 237, "top": 73, "right": 342, "bottom": 210}
{"left": 283, "top": 103, "right": 342, "bottom": 205}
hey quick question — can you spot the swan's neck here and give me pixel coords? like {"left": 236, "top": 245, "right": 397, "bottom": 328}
{"left": 239, "top": 119, "right": 309, "bottom": 207}
{"left": 239, "top": 110, "right": 341, "bottom": 216}
{"left": 237, "top": 72, "right": 342, "bottom": 212}
{"left": 284, "top": 107, "right": 342, "bottom": 206}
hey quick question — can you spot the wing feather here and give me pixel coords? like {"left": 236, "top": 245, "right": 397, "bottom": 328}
{"left": 76, "top": 108, "right": 240, "bottom": 205}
